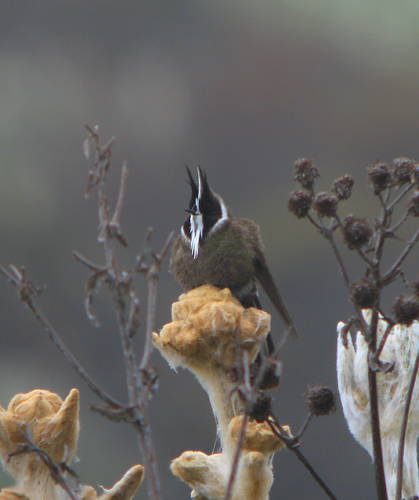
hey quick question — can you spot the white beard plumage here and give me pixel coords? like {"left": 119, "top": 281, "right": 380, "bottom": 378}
{"left": 190, "top": 213, "right": 204, "bottom": 259}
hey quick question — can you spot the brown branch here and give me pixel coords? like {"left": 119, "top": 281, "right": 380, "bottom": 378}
{"left": 0, "top": 265, "right": 120, "bottom": 408}
{"left": 82, "top": 129, "right": 167, "bottom": 500}
{"left": 387, "top": 184, "right": 414, "bottom": 213}
{"left": 224, "top": 414, "right": 249, "bottom": 500}
{"left": 383, "top": 227, "right": 419, "bottom": 285}
{"left": 367, "top": 310, "right": 388, "bottom": 500}
{"left": 139, "top": 231, "right": 175, "bottom": 371}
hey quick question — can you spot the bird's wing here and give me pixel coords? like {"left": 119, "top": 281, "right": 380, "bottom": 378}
{"left": 252, "top": 247, "right": 297, "bottom": 338}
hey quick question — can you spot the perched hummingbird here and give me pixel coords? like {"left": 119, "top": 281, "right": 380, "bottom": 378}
{"left": 170, "top": 166, "right": 296, "bottom": 352}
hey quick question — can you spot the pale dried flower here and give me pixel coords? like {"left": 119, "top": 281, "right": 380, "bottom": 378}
{"left": 0, "top": 389, "right": 144, "bottom": 500}
{"left": 337, "top": 316, "right": 419, "bottom": 500}
{"left": 156, "top": 286, "right": 288, "bottom": 500}
{"left": 171, "top": 416, "right": 289, "bottom": 500}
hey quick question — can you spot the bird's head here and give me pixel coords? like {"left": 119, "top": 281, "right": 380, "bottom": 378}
{"left": 181, "top": 166, "right": 229, "bottom": 258}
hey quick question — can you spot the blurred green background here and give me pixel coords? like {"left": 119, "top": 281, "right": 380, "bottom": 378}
{"left": 1, "top": 1, "right": 419, "bottom": 499}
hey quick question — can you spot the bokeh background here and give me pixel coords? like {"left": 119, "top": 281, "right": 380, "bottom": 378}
{"left": 1, "top": 1, "right": 419, "bottom": 499}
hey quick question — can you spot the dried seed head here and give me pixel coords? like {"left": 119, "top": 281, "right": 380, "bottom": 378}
{"left": 393, "top": 157, "right": 416, "bottom": 185}
{"left": 313, "top": 192, "right": 339, "bottom": 217}
{"left": 413, "top": 281, "right": 419, "bottom": 299}
{"left": 288, "top": 190, "right": 312, "bottom": 218}
{"left": 408, "top": 190, "right": 419, "bottom": 217}
{"left": 367, "top": 162, "right": 392, "bottom": 193}
{"left": 341, "top": 215, "right": 373, "bottom": 250}
{"left": 349, "top": 277, "right": 380, "bottom": 308}
{"left": 305, "top": 385, "right": 336, "bottom": 416}
{"left": 248, "top": 394, "right": 273, "bottom": 423}
{"left": 393, "top": 294, "right": 419, "bottom": 326}
{"left": 331, "top": 175, "right": 354, "bottom": 200}
{"left": 252, "top": 358, "right": 282, "bottom": 391}
{"left": 294, "top": 158, "right": 319, "bottom": 190}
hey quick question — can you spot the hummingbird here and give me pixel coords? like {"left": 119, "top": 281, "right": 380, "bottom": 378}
{"left": 170, "top": 166, "right": 296, "bottom": 353}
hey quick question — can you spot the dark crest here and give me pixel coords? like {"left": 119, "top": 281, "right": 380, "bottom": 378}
{"left": 186, "top": 166, "right": 198, "bottom": 212}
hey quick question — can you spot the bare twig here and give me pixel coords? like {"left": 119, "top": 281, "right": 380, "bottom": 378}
{"left": 80, "top": 127, "right": 174, "bottom": 500}
{"left": 224, "top": 414, "right": 249, "bottom": 500}
{"left": 383, "top": 227, "right": 419, "bottom": 285}
{"left": 266, "top": 416, "right": 339, "bottom": 500}
{"left": 139, "top": 231, "right": 175, "bottom": 371}
{"left": 387, "top": 184, "right": 414, "bottom": 213}
{"left": 367, "top": 311, "right": 388, "bottom": 500}
{"left": 0, "top": 265, "right": 120, "bottom": 408}
{"left": 388, "top": 211, "right": 410, "bottom": 234}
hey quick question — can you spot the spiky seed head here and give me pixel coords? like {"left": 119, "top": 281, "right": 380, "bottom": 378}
{"left": 331, "top": 174, "right": 354, "bottom": 200}
{"left": 393, "top": 157, "right": 416, "bottom": 185}
{"left": 367, "top": 162, "right": 392, "bottom": 193}
{"left": 393, "top": 294, "right": 419, "bottom": 326}
{"left": 294, "top": 158, "right": 319, "bottom": 190}
{"left": 305, "top": 385, "right": 336, "bottom": 416}
{"left": 349, "top": 277, "right": 380, "bottom": 308}
{"left": 248, "top": 394, "right": 273, "bottom": 423}
{"left": 288, "top": 190, "right": 312, "bottom": 218}
{"left": 313, "top": 192, "right": 339, "bottom": 217}
{"left": 341, "top": 215, "right": 373, "bottom": 250}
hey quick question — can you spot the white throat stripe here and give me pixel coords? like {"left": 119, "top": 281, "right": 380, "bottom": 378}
{"left": 190, "top": 213, "right": 203, "bottom": 258}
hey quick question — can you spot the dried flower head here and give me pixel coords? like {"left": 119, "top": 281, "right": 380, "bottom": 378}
{"left": 305, "top": 385, "right": 336, "bottom": 416}
{"left": 393, "top": 294, "right": 419, "bottom": 326}
{"left": 229, "top": 416, "right": 285, "bottom": 454}
{"left": 154, "top": 286, "right": 271, "bottom": 444}
{"left": 171, "top": 417, "right": 289, "bottom": 500}
{"left": 408, "top": 190, "right": 419, "bottom": 217}
{"left": 393, "top": 157, "right": 416, "bottom": 185}
{"left": 154, "top": 285, "right": 270, "bottom": 370}
{"left": 337, "top": 317, "right": 419, "bottom": 500}
{"left": 288, "top": 190, "right": 312, "bottom": 218}
{"left": 252, "top": 358, "right": 282, "bottom": 391}
{"left": 341, "top": 215, "right": 373, "bottom": 250}
{"left": 367, "top": 162, "right": 392, "bottom": 193}
{"left": 0, "top": 389, "right": 144, "bottom": 500}
{"left": 248, "top": 394, "right": 273, "bottom": 423}
{"left": 0, "top": 389, "right": 80, "bottom": 470}
{"left": 312, "top": 192, "right": 339, "bottom": 217}
{"left": 331, "top": 175, "right": 354, "bottom": 201}
{"left": 294, "top": 158, "right": 319, "bottom": 190}
{"left": 349, "top": 277, "right": 380, "bottom": 308}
